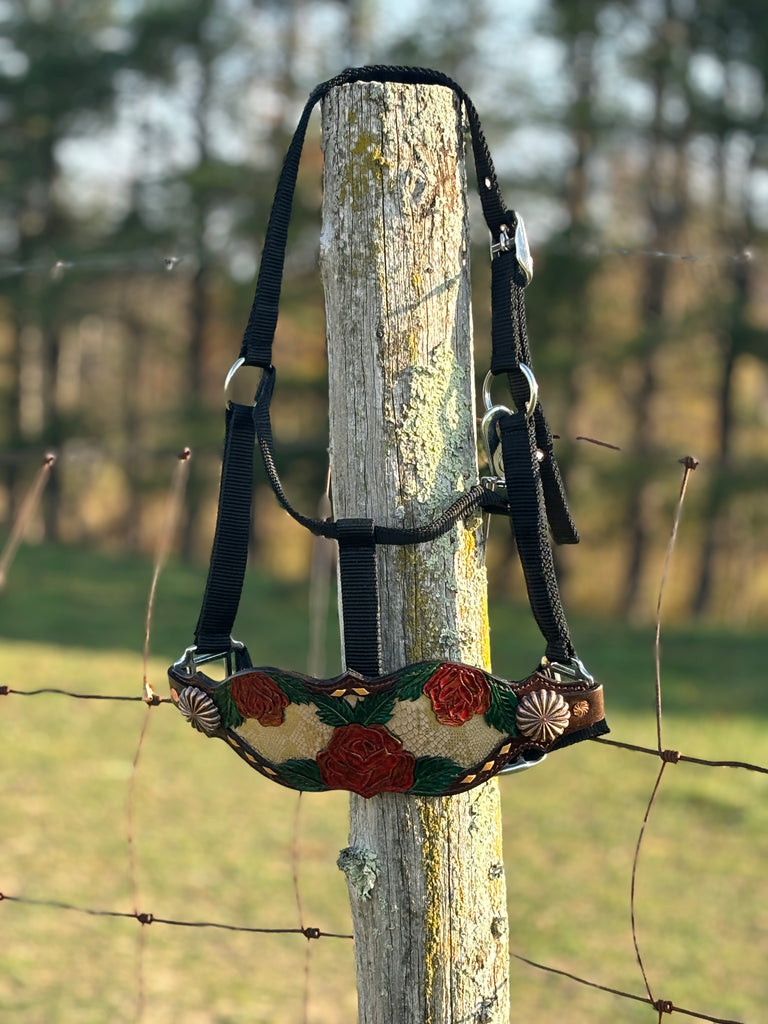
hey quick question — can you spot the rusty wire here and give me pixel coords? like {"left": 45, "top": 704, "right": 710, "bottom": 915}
{"left": 1, "top": 451, "right": 764, "bottom": 1024}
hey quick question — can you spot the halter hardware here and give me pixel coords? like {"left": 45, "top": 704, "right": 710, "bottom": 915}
{"left": 489, "top": 212, "right": 533, "bottom": 285}
{"left": 480, "top": 364, "right": 538, "bottom": 481}
{"left": 174, "top": 640, "right": 247, "bottom": 679}
{"left": 543, "top": 657, "right": 595, "bottom": 685}
{"left": 482, "top": 364, "right": 538, "bottom": 421}
{"left": 224, "top": 356, "right": 245, "bottom": 391}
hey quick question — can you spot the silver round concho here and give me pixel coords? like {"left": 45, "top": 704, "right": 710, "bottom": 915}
{"left": 177, "top": 686, "right": 221, "bottom": 735}
{"left": 515, "top": 689, "right": 571, "bottom": 744}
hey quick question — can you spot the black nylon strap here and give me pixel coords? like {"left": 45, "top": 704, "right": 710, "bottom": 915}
{"left": 497, "top": 410, "right": 575, "bottom": 664}
{"left": 489, "top": 228, "right": 579, "bottom": 546}
{"left": 245, "top": 64, "right": 576, "bottom": 547}
{"left": 533, "top": 407, "right": 579, "bottom": 545}
{"left": 194, "top": 402, "right": 255, "bottom": 656}
{"left": 490, "top": 244, "right": 529, "bottom": 377}
{"left": 239, "top": 65, "right": 509, "bottom": 371}
{"left": 189, "top": 391, "right": 514, "bottom": 658}
{"left": 188, "top": 66, "right": 580, "bottom": 669}
{"left": 336, "top": 519, "right": 382, "bottom": 676}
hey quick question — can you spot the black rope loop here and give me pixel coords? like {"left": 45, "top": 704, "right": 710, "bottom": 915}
{"left": 251, "top": 367, "right": 512, "bottom": 546}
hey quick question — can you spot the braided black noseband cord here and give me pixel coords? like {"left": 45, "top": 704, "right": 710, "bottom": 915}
{"left": 251, "top": 366, "right": 511, "bottom": 543}
{"left": 193, "top": 66, "right": 579, "bottom": 673}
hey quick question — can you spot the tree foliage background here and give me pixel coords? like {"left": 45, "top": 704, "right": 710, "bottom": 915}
{"left": 1, "top": 0, "right": 766, "bottom": 623}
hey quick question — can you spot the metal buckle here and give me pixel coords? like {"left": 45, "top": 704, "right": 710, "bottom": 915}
{"left": 489, "top": 213, "right": 533, "bottom": 285}
{"left": 480, "top": 365, "right": 540, "bottom": 539}
{"left": 174, "top": 640, "right": 245, "bottom": 679}
{"left": 480, "top": 365, "right": 539, "bottom": 489}
{"left": 489, "top": 223, "right": 512, "bottom": 259}
{"left": 498, "top": 751, "right": 546, "bottom": 776}
{"left": 224, "top": 358, "right": 273, "bottom": 409}
{"left": 514, "top": 214, "right": 533, "bottom": 284}
{"left": 542, "top": 656, "right": 594, "bottom": 685}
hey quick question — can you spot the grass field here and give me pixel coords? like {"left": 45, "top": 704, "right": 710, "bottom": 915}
{"left": 1, "top": 542, "right": 766, "bottom": 1023}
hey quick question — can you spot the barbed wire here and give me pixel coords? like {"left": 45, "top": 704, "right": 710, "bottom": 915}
{"left": 0, "top": 252, "right": 189, "bottom": 280}
{"left": 0, "top": 452, "right": 56, "bottom": 591}
{"left": 1, "top": 451, "right": 765, "bottom": 1024}
{"left": 0, "top": 704, "right": 758, "bottom": 1024}
{"left": 1, "top": 672, "right": 764, "bottom": 1022}
{"left": 1, "top": 686, "right": 764, "bottom": 777}
{"left": 507, "top": 948, "right": 746, "bottom": 1024}
{"left": 593, "top": 736, "right": 768, "bottom": 775}
{"left": 0, "top": 892, "right": 352, "bottom": 940}
{"left": 570, "top": 243, "right": 757, "bottom": 267}
{"left": 0, "top": 240, "right": 761, "bottom": 283}
{"left": 0, "top": 686, "right": 170, "bottom": 701}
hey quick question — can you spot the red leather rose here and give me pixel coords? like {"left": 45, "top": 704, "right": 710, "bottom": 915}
{"left": 424, "top": 664, "right": 490, "bottom": 726}
{"left": 317, "top": 724, "right": 416, "bottom": 798}
{"left": 230, "top": 672, "right": 289, "bottom": 726}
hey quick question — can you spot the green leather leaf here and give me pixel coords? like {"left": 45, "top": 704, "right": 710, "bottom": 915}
{"left": 276, "top": 758, "right": 327, "bottom": 791}
{"left": 409, "top": 755, "right": 462, "bottom": 794}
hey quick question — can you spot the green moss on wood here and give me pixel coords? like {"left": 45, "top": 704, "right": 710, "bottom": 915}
{"left": 419, "top": 797, "right": 448, "bottom": 1022}
{"left": 337, "top": 130, "right": 394, "bottom": 210}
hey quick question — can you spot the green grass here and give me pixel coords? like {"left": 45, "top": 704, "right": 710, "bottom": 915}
{"left": 1, "top": 542, "right": 766, "bottom": 1023}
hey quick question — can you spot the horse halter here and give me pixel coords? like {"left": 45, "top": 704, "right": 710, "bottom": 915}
{"left": 168, "top": 66, "right": 607, "bottom": 798}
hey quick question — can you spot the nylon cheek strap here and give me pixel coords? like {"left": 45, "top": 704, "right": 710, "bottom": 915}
{"left": 497, "top": 409, "right": 575, "bottom": 666}
{"left": 489, "top": 219, "right": 579, "bottom": 548}
{"left": 193, "top": 402, "right": 255, "bottom": 658}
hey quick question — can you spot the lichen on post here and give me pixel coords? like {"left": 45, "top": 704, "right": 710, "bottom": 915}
{"left": 320, "top": 81, "right": 510, "bottom": 1024}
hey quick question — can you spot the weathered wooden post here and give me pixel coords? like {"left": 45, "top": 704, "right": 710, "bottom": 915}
{"left": 320, "top": 81, "right": 510, "bottom": 1023}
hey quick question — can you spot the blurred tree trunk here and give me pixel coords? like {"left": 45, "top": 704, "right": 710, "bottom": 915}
{"left": 621, "top": 4, "right": 688, "bottom": 619}
{"left": 321, "top": 80, "right": 510, "bottom": 1024}
{"left": 544, "top": 8, "right": 602, "bottom": 595}
{"left": 692, "top": 209, "right": 751, "bottom": 614}
{"left": 180, "top": 12, "right": 214, "bottom": 561}
{"left": 2, "top": 322, "right": 22, "bottom": 527}
{"left": 0, "top": 5, "right": 122, "bottom": 540}
{"left": 688, "top": 25, "right": 767, "bottom": 616}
